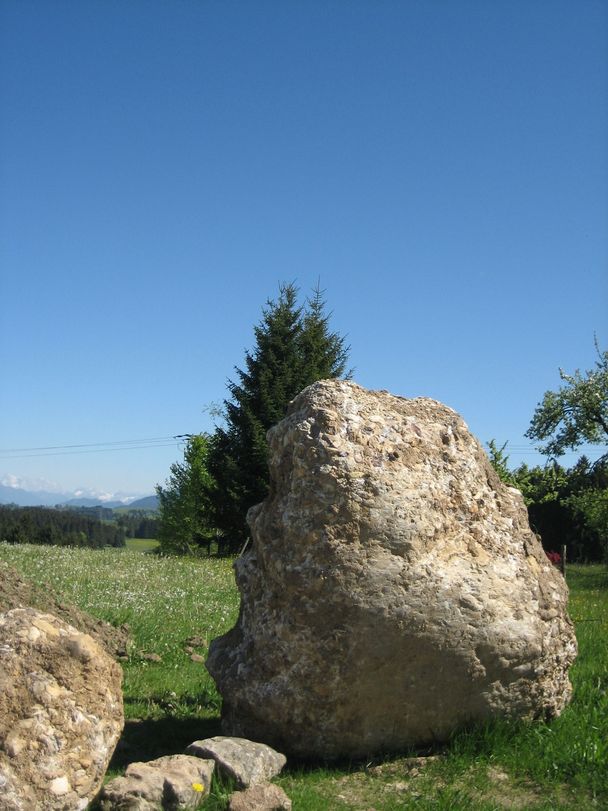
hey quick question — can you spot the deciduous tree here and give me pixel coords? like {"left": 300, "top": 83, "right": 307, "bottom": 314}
{"left": 526, "top": 340, "right": 608, "bottom": 459}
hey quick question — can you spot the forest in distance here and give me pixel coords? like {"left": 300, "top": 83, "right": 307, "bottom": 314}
{"left": 0, "top": 504, "right": 159, "bottom": 549}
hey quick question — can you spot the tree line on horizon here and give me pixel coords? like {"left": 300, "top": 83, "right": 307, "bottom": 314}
{"left": 157, "top": 283, "right": 607, "bottom": 563}
{"left": 0, "top": 504, "right": 159, "bottom": 550}
{"left": 0, "top": 505, "right": 127, "bottom": 549}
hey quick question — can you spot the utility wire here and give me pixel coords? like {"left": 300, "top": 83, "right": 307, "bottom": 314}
{"left": 0, "top": 444, "right": 181, "bottom": 460}
{"left": 0, "top": 436, "right": 190, "bottom": 460}
{"left": 0, "top": 436, "right": 178, "bottom": 453}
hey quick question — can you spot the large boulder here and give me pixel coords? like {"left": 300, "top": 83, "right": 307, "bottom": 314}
{"left": 0, "top": 608, "right": 124, "bottom": 810}
{"left": 206, "top": 380, "right": 577, "bottom": 760}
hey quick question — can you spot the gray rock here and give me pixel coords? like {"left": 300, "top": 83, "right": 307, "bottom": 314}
{"left": 0, "top": 608, "right": 124, "bottom": 811}
{"left": 99, "top": 754, "right": 214, "bottom": 810}
{"left": 228, "top": 782, "right": 292, "bottom": 811}
{"left": 206, "top": 380, "right": 578, "bottom": 759}
{"left": 185, "top": 736, "right": 286, "bottom": 788}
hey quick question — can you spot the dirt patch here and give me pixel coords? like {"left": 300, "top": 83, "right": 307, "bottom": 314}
{"left": 0, "top": 560, "right": 132, "bottom": 658}
{"left": 464, "top": 764, "right": 576, "bottom": 810}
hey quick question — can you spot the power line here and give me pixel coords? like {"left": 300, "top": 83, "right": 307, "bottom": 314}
{"left": 0, "top": 444, "right": 181, "bottom": 460}
{"left": 0, "top": 436, "right": 178, "bottom": 453}
{"left": 0, "top": 436, "right": 190, "bottom": 460}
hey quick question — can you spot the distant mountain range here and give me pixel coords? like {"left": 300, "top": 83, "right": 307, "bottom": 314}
{"left": 0, "top": 483, "right": 158, "bottom": 511}
{"left": 122, "top": 495, "right": 158, "bottom": 510}
{"left": 60, "top": 495, "right": 159, "bottom": 510}
{"left": 0, "top": 483, "right": 71, "bottom": 507}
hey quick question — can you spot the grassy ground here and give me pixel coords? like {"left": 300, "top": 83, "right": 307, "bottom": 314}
{"left": 125, "top": 537, "right": 160, "bottom": 552}
{"left": 0, "top": 543, "right": 606, "bottom": 810}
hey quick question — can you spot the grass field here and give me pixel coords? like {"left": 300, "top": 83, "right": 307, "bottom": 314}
{"left": 125, "top": 537, "right": 160, "bottom": 552}
{"left": 0, "top": 543, "right": 606, "bottom": 810}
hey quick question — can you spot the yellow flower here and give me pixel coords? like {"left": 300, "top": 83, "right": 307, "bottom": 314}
{"left": 192, "top": 782, "right": 204, "bottom": 792}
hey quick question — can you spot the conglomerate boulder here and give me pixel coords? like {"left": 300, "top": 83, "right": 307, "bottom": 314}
{"left": 0, "top": 608, "right": 123, "bottom": 810}
{"left": 206, "top": 380, "right": 577, "bottom": 759}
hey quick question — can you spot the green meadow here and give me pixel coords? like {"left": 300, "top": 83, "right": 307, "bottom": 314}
{"left": 1, "top": 543, "right": 606, "bottom": 810}
{"left": 125, "top": 537, "right": 160, "bottom": 553}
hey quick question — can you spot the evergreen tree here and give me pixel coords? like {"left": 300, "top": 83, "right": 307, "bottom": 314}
{"left": 299, "top": 283, "right": 351, "bottom": 385}
{"left": 156, "top": 434, "right": 215, "bottom": 554}
{"left": 207, "top": 282, "right": 350, "bottom": 548}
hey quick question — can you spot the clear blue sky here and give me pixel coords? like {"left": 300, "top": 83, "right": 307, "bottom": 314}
{"left": 1, "top": 0, "right": 606, "bottom": 498}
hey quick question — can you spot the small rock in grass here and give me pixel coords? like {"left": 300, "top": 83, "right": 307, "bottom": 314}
{"left": 368, "top": 755, "right": 441, "bottom": 776}
{"left": 99, "top": 754, "right": 214, "bottom": 810}
{"left": 190, "top": 652, "right": 205, "bottom": 663}
{"left": 185, "top": 736, "right": 286, "bottom": 787}
{"left": 140, "top": 651, "right": 162, "bottom": 662}
{"left": 228, "top": 782, "right": 292, "bottom": 811}
{"left": 185, "top": 636, "right": 207, "bottom": 648}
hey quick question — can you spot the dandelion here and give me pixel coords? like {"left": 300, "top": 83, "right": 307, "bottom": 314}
{"left": 192, "top": 782, "right": 204, "bottom": 792}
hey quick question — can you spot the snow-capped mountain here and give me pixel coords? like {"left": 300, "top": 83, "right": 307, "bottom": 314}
{"left": 0, "top": 476, "right": 150, "bottom": 508}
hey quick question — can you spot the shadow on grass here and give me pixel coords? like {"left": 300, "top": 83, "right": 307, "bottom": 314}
{"left": 109, "top": 714, "right": 223, "bottom": 770}
{"left": 278, "top": 742, "right": 444, "bottom": 779}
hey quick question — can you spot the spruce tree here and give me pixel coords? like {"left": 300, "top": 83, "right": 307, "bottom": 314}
{"left": 207, "top": 282, "right": 350, "bottom": 548}
{"left": 299, "top": 283, "right": 351, "bottom": 384}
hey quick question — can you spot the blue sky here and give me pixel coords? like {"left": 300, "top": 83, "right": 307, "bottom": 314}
{"left": 1, "top": 0, "right": 606, "bottom": 498}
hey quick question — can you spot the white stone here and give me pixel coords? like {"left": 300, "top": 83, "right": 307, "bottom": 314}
{"left": 49, "top": 775, "right": 70, "bottom": 795}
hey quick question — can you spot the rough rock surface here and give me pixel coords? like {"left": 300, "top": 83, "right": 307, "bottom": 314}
{"left": 228, "top": 782, "right": 292, "bottom": 811}
{"left": 206, "top": 380, "right": 578, "bottom": 759}
{"left": 0, "top": 561, "right": 132, "bottom": 658}
{"left": 0, "top": 608, "right": 124, "bottom": 810}
{"left": 99, "top": 754, "right": 214, "bottom": 810}
{"left": 185, "top": 736, "right": 286, "bottom": 787}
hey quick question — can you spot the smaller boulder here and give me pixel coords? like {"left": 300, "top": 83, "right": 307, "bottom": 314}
{"left": 99, "top": 755, "right": 214, "bottom": 810}
{"left": 185, "top": 736, "right": 286, "bottom": 788}
{"left": 228, "top": 783, "right": 292, "bottom": 811}
{"left": 0, "top": 608, "right": 123, "bottom": 811}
